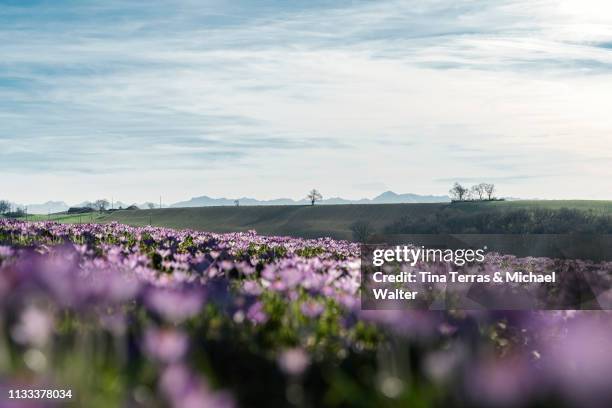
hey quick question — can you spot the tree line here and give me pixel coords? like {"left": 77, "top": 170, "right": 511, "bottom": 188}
{"left": 385, "top": 207, "right": 612, "bottom": 234}
{"left": 0, "top": 198, "right": 125, "bottom": 218}
{"left": 449, "top": 182, "right": 498, "bottom": 202}
{"left": 0, "top": 200, "right": 26, "bottom": 217}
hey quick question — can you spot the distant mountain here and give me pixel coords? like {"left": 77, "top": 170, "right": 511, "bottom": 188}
{"left": 369, "top": 191, "right": 449, "bottom": 204}
{"left": 170, "top": 196, "right": 298, "bottom": 207}
{"left": 19, "top": 200, "right": 135, "bottom": 214}
{"left": 23, "top": 201, "right": 69, "bottom": 214}
{"left": 10, "top": 192, "right": 450, "bottom": 214}
{"left": 170, "top": 191, "right": 449, "bottom": 208}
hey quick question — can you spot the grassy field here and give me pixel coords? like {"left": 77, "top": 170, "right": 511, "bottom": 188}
{"left": 7, "top": 200, "right": 610, "bottom": 240}
{"left": 26, "top": 212, "right": 108, "bottom": 224}
{"left": 449, "top": 199, "right": 612, "bottom": 213}
{"left": 99, "top": 200, "right": 611, "bottom": 240}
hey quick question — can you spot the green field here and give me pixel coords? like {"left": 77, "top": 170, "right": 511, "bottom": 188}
{"left": 26, "top": 212, "right": 108, "bottom": 224}
{"left": 7, "top": 200, "right": 610, "bottom": 240}
{"left": 107, "top": 204, "right": 431, "bottom": 239}
{"left": 100, "top": 200, "right": 612, "bottom": 240}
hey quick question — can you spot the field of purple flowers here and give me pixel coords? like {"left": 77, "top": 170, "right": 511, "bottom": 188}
{"left": 1, "top": 219, "right": 611, "bottom": 407}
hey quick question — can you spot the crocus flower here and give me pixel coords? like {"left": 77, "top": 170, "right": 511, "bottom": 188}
{"left": 278, "top": 348, "right": 310, "bottom": 376}
{"left": 145, "top": 287, "right": 204, "bottom": 323}
{"left": 246, "top": 301, "right": 268, "bottom": 324}
{"left": 11, "top": 306, "right": 54, "bottom": 348}
{"left": 160, "top": 364, "right": 235, "bottom": 408}
{"left": 144, "top": 328, "right": 189, "bottom": 364}
{"left": 301, "top": 300, "right": 325, "bottom": 318}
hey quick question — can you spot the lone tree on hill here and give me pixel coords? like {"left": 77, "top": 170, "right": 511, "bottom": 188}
{"left": 483, "top": 183, "right": 496, "bottom": 200}
{"left": 449, "top": 182, "right": 469, "bottom": 201}
{"left": 307, "top": 189, "right": 323, "bottom": 206}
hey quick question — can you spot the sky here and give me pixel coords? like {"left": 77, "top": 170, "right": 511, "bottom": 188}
{"left": 1, "top": 0, "right": 611, "bottom": 204}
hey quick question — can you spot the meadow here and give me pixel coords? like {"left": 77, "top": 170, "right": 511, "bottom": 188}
{"left": 1, "top": 219, "right": 611, "bottom": 407}
{"left": 43, "top": 200, "right": 612, "bottom": 240}
{"left": 27, "top": 212, "right": 107, "bottom": 224}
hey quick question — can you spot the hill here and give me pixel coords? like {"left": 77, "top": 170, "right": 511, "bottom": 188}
{"left": 101, "top": 200, "right": 612, "bottom": 240}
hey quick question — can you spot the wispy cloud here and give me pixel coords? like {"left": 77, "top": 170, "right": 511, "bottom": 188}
{"left": 1, "top": 0, "right": 611, "bottom": 202}
{"left": 435, "top": 175, "right": 553, "bottom": 184}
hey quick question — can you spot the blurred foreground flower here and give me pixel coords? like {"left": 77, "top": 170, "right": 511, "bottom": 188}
{"left": 144, "top": 328, "right": 189, "bottom": 364}
{"left": 11, "top": 306, "right": 54, "bottom": 348}
{"left": 278, "top": 348, "right": 310, "bottom": 376}
{"left": 160, "top": 364, "right": 235, "bottom": 408}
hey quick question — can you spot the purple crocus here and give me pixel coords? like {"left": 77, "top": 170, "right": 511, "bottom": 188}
{"left": 160, "top": 364, "right": 235, "bottom": 408}
{"left": 145, "top": 287, "right": 204, "bottom": 323}
{"left": 144, "top": 328, "right": 189, "bottom": 364}
{"left": 300, "top": 300, "right": 325, "bottom": 318}
{"left": 278, "top": 348, "right": 310, "bottom": 376}
{"left": 246, "top": 301, "right": 268, "bottom": 324}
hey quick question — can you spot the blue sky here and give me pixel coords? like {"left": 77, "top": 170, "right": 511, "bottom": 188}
{"left": 1, "top": 0, "right": 611, "bottom": 203}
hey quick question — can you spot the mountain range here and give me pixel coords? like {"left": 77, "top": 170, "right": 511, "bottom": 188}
{"left": 11, "top": 191, "right": 450, "bottom": 214}
{"left": 7, "top": 200, "right": 132, "bottom": 215}
{"left": 170, "top": 191, "right": 450, "bottom": 208}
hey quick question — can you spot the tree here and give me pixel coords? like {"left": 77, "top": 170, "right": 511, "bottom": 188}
{"left": 483, "top": 183, "right": 496, "bottom": 200}
{"left": 93, "top": 199, "right": 110, "bottom": 212}
{"left": 146, "top": 202, "right": 155, "bottom": 209}
{"left": 471, "top": 183, "right": 486, "bottom": 200}
{"left": 307, "top": 189, "right": 323, "bottom": 206}
{"left": 350, "top": 221, "right": 373, "bottom": 243}
{"left": 0, "top": 200, "right": 10, "bottom": 214}
{"left": 234, "top": 200, "right": 240, "bottom": 207}
{"left": 466, "top": 188, "right": 475, "bottom": 201}
{"left": 449, "top": 182, "right": 469, "bottom": 201}
{"left": 9, "top": 207, "right": 25, "bottom": 218}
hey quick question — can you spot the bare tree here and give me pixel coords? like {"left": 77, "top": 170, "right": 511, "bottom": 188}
{"left": 465, "top": 188, "right": 474, "bottom": 201}
{"left": 146, "top": 202, "right": 155, "bottom": 209}
{"left": 0, "top": 200, "right": 10, "bottom": 214}
{"left": 234, "top": 200, "right": 240, "bottom": 207}
{"left": 471, "top": 183, "right": 486, "bottom": 200}
{"left": 10, "top": 207, "right": 25, "bottom": 218}
{"left": 307, "top": 189, "right": 323, "bottom": 206}
{"left": 449, "top": 182, "right": 469, "bottom": 201}
{"left": 483, "top": 183, "right": 496, "bottom": 200}
{"left": 93, "top": 199, "right": 110, "bottom": 212}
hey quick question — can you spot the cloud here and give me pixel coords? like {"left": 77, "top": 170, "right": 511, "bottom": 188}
{"left": 434, "top": 175, "right": 552, "bottom": 184}
{"left": 352, "top": 182, "right": 389, "bottom": 191}
{"left": 1, "top": 0, "right": 611, "bottom": 202}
